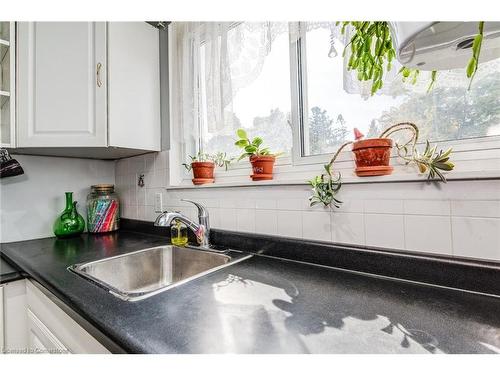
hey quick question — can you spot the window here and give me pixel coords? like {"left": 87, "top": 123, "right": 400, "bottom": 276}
{"left": 298, "top": 23, "right": 500, "bottom": 158}
{"left": 169, "top": 21, "right": 500, "bottom": 185}
{"left": 198, "top": 22, "right": 292, "bottom": 159}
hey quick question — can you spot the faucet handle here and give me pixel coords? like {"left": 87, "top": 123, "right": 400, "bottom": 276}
{"left": 181, "top": 199, "right": 209, "bottom": 218}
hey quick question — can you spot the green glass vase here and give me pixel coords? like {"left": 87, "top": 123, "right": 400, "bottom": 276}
{"left": 53, "top": 192, "right": 85, "bottom": 238}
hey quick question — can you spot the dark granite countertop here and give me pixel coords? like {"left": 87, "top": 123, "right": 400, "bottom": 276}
{"left": 1, "top": 230, "right": 500, "bottom": 354}
{"left": 0, "top": 256, "right": 23, "bottom": 283}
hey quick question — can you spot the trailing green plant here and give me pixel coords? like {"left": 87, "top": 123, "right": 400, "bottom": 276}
{"left": 308, "top": 122, "right": 455, "bottom": 208}
{"left": 308, "top": 141, "right": 352, "bottom": 207}
{"left": 234, "top": 128, "right": 282, "bottom": 161}
{"left": 338, "top": 21, "right": 396, "bottom": 95}
{"left": 182, "top": 151, "right": 233, "bottom": 171}
{"left": 338, "top": 21, "right": 484, "bottom": 95}
{"left": 466, "top": 21, "right": 484, "bottom": 89}
{"left": 379, "top": 122, "right": 455, "bottom": 182}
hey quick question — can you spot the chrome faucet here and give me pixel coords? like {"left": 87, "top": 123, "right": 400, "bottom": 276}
{"left": 154, "top": 199, "right": 210, "bottom": 248}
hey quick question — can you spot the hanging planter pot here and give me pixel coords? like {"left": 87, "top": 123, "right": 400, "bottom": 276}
{"left": 250, "top": 155, "right": 276, "bottom": 181}
{"left": 352, "top": 138, "right": 394, "bottom": 177}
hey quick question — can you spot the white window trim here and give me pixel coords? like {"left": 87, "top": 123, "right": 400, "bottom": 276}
{"left": 167, "top": 22, "right": 500, "bottom": 189}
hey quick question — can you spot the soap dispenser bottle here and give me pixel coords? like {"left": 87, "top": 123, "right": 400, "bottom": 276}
{"left": 171, "top": 214, "right": 188, "bottom": 246}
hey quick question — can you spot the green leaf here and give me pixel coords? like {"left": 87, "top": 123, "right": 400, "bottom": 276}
{"left": 252, "top": 137, "right": 263, "bottom": 147}
{"left": 236, "top": 128, "right": 247, "bottom": 139}
{"left": 259, "top": 148, "right": 270, "bottom": 155}
{"left": 244, "top": 145, "right": 257, "bottom": 153}
{"left": 237, "top": 153, "right": 251, "bottom": 161}
{"left": 234, "top": 139, "right": 249, "bottom": 148}
{"left": 466, "top": 59, "right": 476, "bottom": 78}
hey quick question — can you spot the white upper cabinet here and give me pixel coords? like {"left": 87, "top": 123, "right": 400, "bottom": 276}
{"left": 108, "top": 22, "right": 161, "bottom": 151}
{"left": 0, "top": 22, "right": 16, "bottom": 148}
{"left": 15, "top": 22, "right": 161, "bottom": 158}
{"left": 17, "top": 22, "right": 107, "bottom": 148}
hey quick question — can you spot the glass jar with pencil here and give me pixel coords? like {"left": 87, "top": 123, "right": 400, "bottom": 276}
{"left": 86, "top": 184, "right": 120, "bottom": 233}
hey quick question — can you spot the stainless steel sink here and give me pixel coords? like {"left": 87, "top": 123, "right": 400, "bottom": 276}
{"left": 69, "top": 246, "right": 251, "bottom": 301}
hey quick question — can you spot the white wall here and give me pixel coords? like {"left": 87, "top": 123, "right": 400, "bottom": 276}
{"left": 116, "top": 151, "right": 500, "bottom": 263}
{"left": 0, "top": 155, "right": 115, "bottom": 242}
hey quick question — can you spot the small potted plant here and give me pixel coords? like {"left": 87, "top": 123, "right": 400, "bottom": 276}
{"left": 352, "top": 128, "right": 394, "bottom": 176}
{"left": 234, "top": 129, "right": 281, "bottom": 181}
{"left": 183, "top": 152, "right": 232, "bottom": 185}
{"left": 309, "top": 122, "right": 455, "bottom": 207}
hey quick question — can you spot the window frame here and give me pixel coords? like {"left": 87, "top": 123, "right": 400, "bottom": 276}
{"left": 168, "top": 22, "right": 500, "bottom": 189}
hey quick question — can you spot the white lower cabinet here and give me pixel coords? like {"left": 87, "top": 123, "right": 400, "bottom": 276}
{"left": 1, "top": 279, "right": 110, "bottom": 354}
{"left": 1, "top": 279, "right": 28, "bottom": 352}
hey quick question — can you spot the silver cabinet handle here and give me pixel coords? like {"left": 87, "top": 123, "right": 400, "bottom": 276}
{"left": 96, "top": 62, "right": 103, "bottom": 87}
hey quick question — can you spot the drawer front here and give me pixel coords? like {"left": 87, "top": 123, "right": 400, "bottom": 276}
{"left": 26, "top": 281, "right": 109, "bottom": 354}
{"left": 0, "top": 285, "right": 4, "bottom": 350}
{"left": 27, "top": 309, "right": 69, "bottom": 354}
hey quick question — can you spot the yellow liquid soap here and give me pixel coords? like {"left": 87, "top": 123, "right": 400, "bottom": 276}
{"left": 171, "top": 220, "right": 188, "bottom": 246}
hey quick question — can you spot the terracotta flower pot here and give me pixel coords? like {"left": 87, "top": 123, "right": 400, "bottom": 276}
{"left": 250, "top": 155, "right": 276, "bottom": 181}
{"left": 191, "top": 161, "right": 215, "bottom": 185}
{"left": 352, "top": 138, "right": 394, "bottom": 177}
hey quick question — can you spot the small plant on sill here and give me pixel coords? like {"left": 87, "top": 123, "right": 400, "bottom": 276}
{"left": 182, "top": 151, "right": 233, "bottom": 186}
{"left": 182, "top": 151, "right": 233, "bottom": 171}
{"left": 308, "top": 123, "right": 455, "bottom": 208}
{"left": 234, "top": 129, "right": 282, "bottom": 181}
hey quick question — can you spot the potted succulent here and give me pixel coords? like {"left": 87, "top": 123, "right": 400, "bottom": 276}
{"left": 234, "top": 129, "right": 281, "bottom": 181}
{"left": 182, "top": 151, "right": 233, "bottom": 185}
{"left": 308, "top": 122, "right": 455, "bottom": 207}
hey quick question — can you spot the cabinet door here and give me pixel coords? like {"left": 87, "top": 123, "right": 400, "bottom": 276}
{"left": 17, "top": 22, "right": 107, "bottom": 147}
{"left": 108, "top": 22, "right": 160, "bottom": 151}
{"left": 26, "top": 280, "right": 110, "bottom": 353}
{"left": 27, "top": 309, "right": 69, "bottom": 354}
{"left": 0, "top": 285, "right": 4, "bottom": 350}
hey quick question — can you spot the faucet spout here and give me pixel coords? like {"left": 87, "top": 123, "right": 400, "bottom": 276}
{"left": 154, "top": 210, "right": 209, "bottom": 247}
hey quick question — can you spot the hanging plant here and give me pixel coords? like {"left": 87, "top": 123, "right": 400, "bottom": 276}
{"left": 379, "top": 123, "right": 455, "bottom": 182}
{"left": 308, "top": 123, "right": 455, "bottom": 208}
{"left": 308, "top": 141, "right": 352, "bottom": 207}
{"left": 338, "top": 21, "right": 485, "bottom": 95}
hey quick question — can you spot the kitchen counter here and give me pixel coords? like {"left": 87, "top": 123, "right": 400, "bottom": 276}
{"left": 1, "top": 230, "right": 500, "bottom": 354}
{"left": 0, "top": 256, "right": 23, "bottom": 283}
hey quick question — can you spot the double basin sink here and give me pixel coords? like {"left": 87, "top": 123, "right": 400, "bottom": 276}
{"left": 69, "top": 245, "right": 251, "bottom": 301}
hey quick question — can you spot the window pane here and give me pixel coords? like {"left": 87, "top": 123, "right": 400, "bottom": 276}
{"left": 200, "top": 23, "right": 292, "bottom": 159}
{"left": 302, "top": 24, "right": 500, "bottom": 157}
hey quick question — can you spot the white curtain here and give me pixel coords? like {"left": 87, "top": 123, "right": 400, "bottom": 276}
{"left": 169, "top": 22, "right": 288, "bottom": 157}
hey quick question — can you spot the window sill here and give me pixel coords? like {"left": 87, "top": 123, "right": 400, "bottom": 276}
{"left": 166, "top": 169, "right": 500, "bottom": 190}
{"left": 167, "top": 137, "right": 500, "bottom": 190}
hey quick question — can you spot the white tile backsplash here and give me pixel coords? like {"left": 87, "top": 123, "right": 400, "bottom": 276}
{"left": 218, "top": 208, "right": 237, "bottom": 231}
{"left": 255, "top": 210, "right": 278, "bottom": 235}
{"left": 332, "top": 212, "right": 365, "bottom": 246}
{"left": 302, "top": 211, "right": 332, "bottom": 242}
{"left": 404, "top": 200, "right": 451, "bottom": 216}
{"left": 452, "top": 217, "right": 500, "bottom": 261}
{"left": 364, "top": 200, "right": 404, "bottom": 214}
{"left": 277, "top": 210, "right": 302, "bottom": 238}
{"left": 115, "top": 152, "right": 500, "bottom": 262}
{"left": 404, "top": 215, "right": 452, "bottom": 255}
{"left": 236, "top": 208, "right": 256, "bottom": 232}
{"left": 365, "top": 214, "right": 405, "bottom": 249}
{"left": 451, "top": 200, "right": 500, "bottom": 218}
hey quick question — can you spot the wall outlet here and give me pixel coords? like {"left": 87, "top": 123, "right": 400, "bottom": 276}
{"left": 154, "top": 193, "right": 163, "bottom": 213}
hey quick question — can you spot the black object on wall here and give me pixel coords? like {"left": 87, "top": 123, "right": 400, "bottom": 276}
{"left": 0, "top": 149, "right": 24, "bottom": 178}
